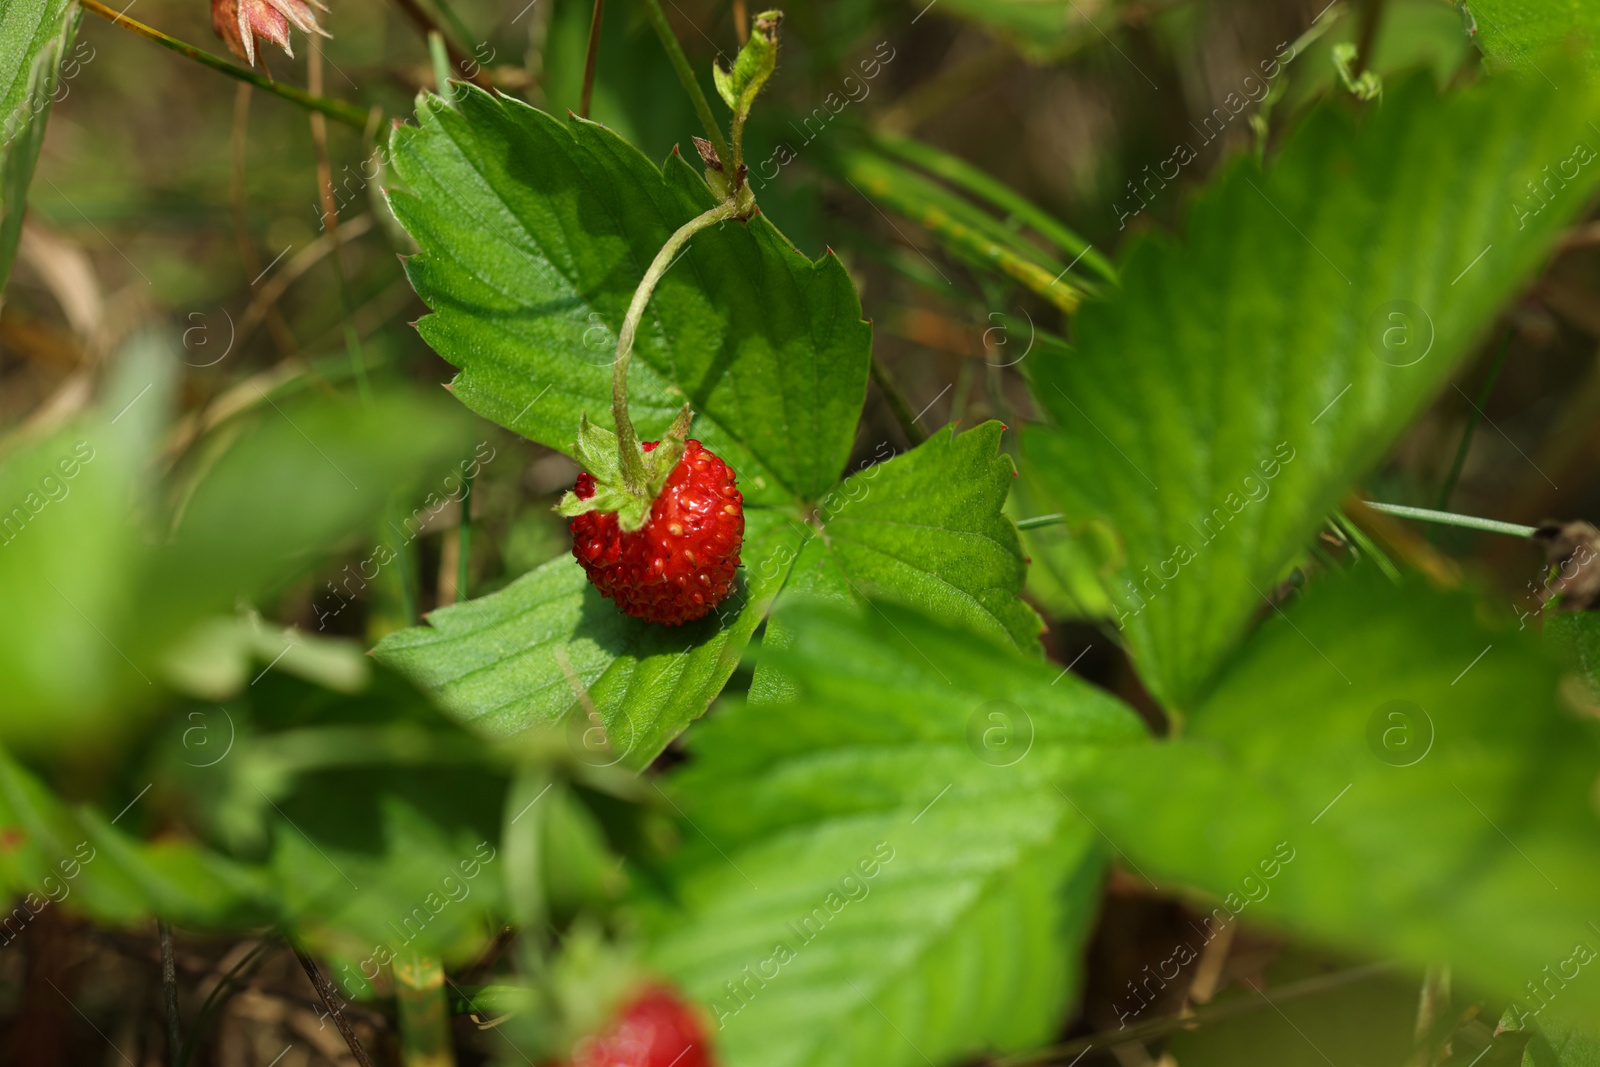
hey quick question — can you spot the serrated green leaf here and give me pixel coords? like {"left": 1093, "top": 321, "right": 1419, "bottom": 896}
{"left": 0, "top": 0, "right": 77, "bottom": 296}
{"left": 1466, "top": 1, "right": 1600, "bottom": 75}
{"left": 646, "top": 599, "right": 1146, "bottom": 1067}
{"left": 772, "top": 421, "right": 1042, "bottom": 656}
{"left": 1071, "top": 572, "right": 1600, "bottom": 1022}
{"left": 1021, "top": 70, "right": 1600, "bottom": 709}
{"left": 386, "top": 86, "right": 870, "bottom": 508}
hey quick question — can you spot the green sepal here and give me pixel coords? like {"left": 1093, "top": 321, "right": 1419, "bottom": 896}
{"left": 554, "top": 406, "right": 695, "bottom": 534}
{"left": 570, "top": 413, "right": 622, "bottom": 485}
{"left": 712, "top": 11, "right": 782, "bottom": 113}
{"left": 640, "top": 404, "right": 692, "bottom": 498}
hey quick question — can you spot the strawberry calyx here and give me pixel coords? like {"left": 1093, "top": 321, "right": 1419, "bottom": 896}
{"left": 557, "top": 405, "right": 692, "bottom": 533}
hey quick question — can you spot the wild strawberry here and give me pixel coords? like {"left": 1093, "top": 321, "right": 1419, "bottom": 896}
{"left": 568, "top": 985, "right": 714, "bottom": 1067}
{"left": 568, "top": 439, "right": 743, "bottom": 626}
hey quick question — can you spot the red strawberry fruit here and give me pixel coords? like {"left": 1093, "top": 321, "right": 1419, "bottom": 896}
{"left": 567, "top": 985, "right": 714, "bottom": 1067}
{"left": 568, "top": 438, "right": 743, "bottom": 625}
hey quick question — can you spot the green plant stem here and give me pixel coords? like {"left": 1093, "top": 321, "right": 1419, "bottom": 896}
{"left": 580, "top": 0, "right": 605, "bottom": 119}
{"left": 611, "top": 199, "right": 741, "bottom": 490}
{"left": 641, "top": 0, "right": 730, "bottom": 163}
{"left": 868, "top": 355, "right": 926, "bottom": 447}
{"left": 457, "top": 460, "right": 474, "bottom": 600}
{"left": 428, "top": 31, "right": 455, "bottom": 104}
{"left": 308, "top": 40, "right": 372, "bottom": 407}
{"left": 80, "top": 0, "right": 369, "bottom": 129}
{"left": 389, "top": 0, "right": 492, "bottom": 89}
{"left": 1015, "top": 504, "right": 1537, "bottom": 540}
{"left": 1362, "top": 501, "right": 1537, "bottom": 539}
{"left": 395, "top": 953, "right": 455, "bottom": 1067}
{"left": 425, "top": 0, "right": 476, "bottom": 59}
{"left": 1436, "top": 328, "right": 1513, "bottom": 510}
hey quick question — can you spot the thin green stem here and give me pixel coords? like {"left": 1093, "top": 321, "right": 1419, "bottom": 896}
{"left": 397, "top": 532, "right": 420, "bottom": 622}
{"left": 457, "top": 460, "right": 475, "bottom": 601}
{"left": 641, "top": 0, "right": 730, "bottom": 163}
{"left": 1335, "top": 510, "right": 1401, "bottom": 581}
{"left": 395, "top": 953, "right": 455, "bottom": 1067}
{"left": 309, "top": 39, "right": 372, "bottom": 407}
{"left": 868, "top": 355, "right": 926, "bottom": 447}
{"left": 1362, "top": 501, "right": 1537, "bottom": 539}
{"left": 580, "top": 0, "right": 605, "bottom": 119}
{"left": 81, "top": 0, "right": 369, "bottom": 129}
{"left": 390, "top": 0, "right": 491, "bottom": 89}
{"left": 611, "top": 199, "right": 741, "bottom": 490}
{"left": 428, "top": 31, "right": 455, "bottom": 104}
{"left": 1017, "top": 502, "right": 1540, "bottom": 541}
{"left": 730, "top": 97, "right": 751, "bottom": 177}
{"left": 425, "top": 0, "right": 476, "bottom": 61}
{"left": 1436, "top": 328, "right": 1513, "bottom": 510}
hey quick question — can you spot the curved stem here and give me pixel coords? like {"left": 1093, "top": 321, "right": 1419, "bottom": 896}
{"left": 81, "top": 0, "right": 371, "bottom": 129}
{"left": 611, "top": 200, "right": 742, "bottom": 490}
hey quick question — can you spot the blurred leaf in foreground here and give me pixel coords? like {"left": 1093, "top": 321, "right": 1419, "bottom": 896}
{"left": 0, "top": 330, "right": 477, "bottom": 756}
